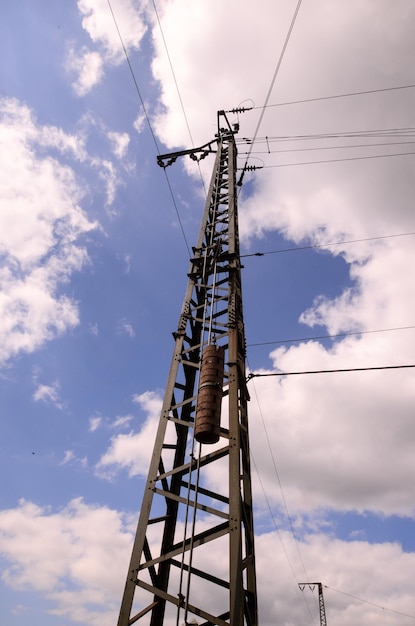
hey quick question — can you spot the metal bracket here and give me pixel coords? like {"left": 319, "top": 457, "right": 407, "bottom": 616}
{"left": 157, "top": 140, "right": 217, "bottom": 168}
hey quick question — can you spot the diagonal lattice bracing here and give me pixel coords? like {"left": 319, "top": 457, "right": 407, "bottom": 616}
{"left": 118, "top": 114, "right": 257, "bottom": 626}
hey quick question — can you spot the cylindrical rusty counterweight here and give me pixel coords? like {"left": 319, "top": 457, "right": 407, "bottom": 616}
{"left": 195, "top": 344, "right": 225, "bottom": 444}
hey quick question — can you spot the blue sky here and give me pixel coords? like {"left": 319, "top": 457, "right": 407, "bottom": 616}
{"left": 1, "top": 1, "right": 415, "bottom": 625}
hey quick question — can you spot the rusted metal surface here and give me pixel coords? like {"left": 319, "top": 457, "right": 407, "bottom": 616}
{"left": 195, "top": 345, "right": 225, "bottom": 444}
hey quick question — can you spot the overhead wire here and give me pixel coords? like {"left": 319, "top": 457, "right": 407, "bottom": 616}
{"left": 236, "top": 2, "right": 319, "bottom": 612}
{"left": 152, "top": 0, "right": 193, "bottom": 147}
{"left": 251, "top": 82, "right": 415, "bottom": 110}
{"left": 238, "top": 139, "right": 415, "bottom": 156}
{"left": 248, "top": 357, "right": 317, "bottom": 623}
{"left": 236, "top": 127, "right": 415, "bottom": 171}
{"left": 152, "top": 0, "right": 207, "bottom": 196}
{"left": 324, "top": 584, "right": 415, "bottom": 621}
{"left": 248, "top": 364, "right": 415, "bottom": 379}
{"left": 236, "top": 126, "right": 415, "bottom": 144}
{"left": 247, "top": 324, "right": 415, "bottom": 348}
{"left": 257, "top": 149, "right": 415, "bottom": 169}
{"left": 109, "top": 2, "right": 415, "bottom": 616}
{"left": 238, "top": 0, "right": 304, "bottom": 184}
{"left": 107, "top": 0, "right": 191, "bottom": 256}
{"left": 240, "top": 230, "right": 415, "bottom": 258}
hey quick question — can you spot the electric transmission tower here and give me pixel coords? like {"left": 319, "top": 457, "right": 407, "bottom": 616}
{"left": 298, "top": 583, "right": 327, "bottom": 626}
{"left": 117, "top": 111, "right": 258, "bottom": 626}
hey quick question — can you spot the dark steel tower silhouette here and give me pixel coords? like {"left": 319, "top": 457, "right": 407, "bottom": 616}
{"left": 299, "top": 583, "right": 328, "bottom": 626}
{"left": 118, "top": 111, "right": 258, "bottom": 626}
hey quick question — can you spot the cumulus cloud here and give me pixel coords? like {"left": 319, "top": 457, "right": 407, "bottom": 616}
{"left": 0, "top": 498, "right": 132, "bottom": 625}
{"left": 0, "top": 98, "right": 97, "bottom": 365}
{"left": 2, "top": 2, "right": 414, "bottom": 623}
{"left": 68, "top": 0, "right": 148, "bottom": 95}
{"left": 1, "top": 498, "right": 415, "bottom": 625}
{"left": 254, "top": 530, "right": 415, "bottom": 626}
{"left": 67, "top": 47, "right": 104, "bottom": 96}
{"left": 145, "top": 0, "right": 415, "bottom": 526}
{"left": 96, "top": 391, "right": 161, "bottom": 478}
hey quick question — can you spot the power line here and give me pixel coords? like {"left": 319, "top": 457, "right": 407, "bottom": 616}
{"left": 238, "top": 0, "right": 303, "bottom": 185}
{"left": 247, "top": 325, "right": 415, "bottom": 348}
{"left": 247, "top": 364, "right": 415, "bottom": 380}
{"left": 251, "top": 82, "right": 415, "bottom": 110}
{"left": 240, "top": 231, "right": 415, "bottom": 258}
{"left": 152, "top": 0, "right": 194, "bottom": 147}
{"left": 325, "top": 584, "right": 415, "bottom": 621}
{"left": 152, "top": 0, "right": 207, "bottom": 196}
{"left": 258, "top": 149, "right": 415, "bottom": 169}
{"left": 107, "top": 0, "right": 159, "bottom": 153}
{"left": 248, "top": 362, "right": 317, "bottom": 623}
{"left": 107, "top": 0, "right": 191, "bottom": 256}
{"left": 236, "top": 126, "right": 415, "bottom": 144}
{"left": 238, "top": 140, "right": 415, "bottom": 156}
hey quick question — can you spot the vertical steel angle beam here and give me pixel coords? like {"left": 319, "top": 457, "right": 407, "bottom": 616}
{"left": 118, "top": 121, "right": 258, "bottom": 626}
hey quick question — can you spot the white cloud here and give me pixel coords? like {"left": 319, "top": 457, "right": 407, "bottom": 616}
{"left": 96, "top": 391, "right": 162, "bottom": 478}
{"left": 151, "top": 0, "right": 415, "bottom": 153}
{"left": 33, "top": 382, "right": 63, "bottom": 409}
{"left": 145, "top": 0, "right": 415, "bottom": 522}
{"left": 3, "top": 2, "right": 415, "bottom": 623}
{"left": 78, "top": 0, "right": 147, "bottom": 60}
{"left": 0, "top": 98, "right": 98, "bottom": 365}
{"left": 0, "top": 498, "right": 132, "bottom": 625}
{"left": 117, "top": 317, "right": 135, "bottom": 337}
{"left": 93, "top": 157, "right": 121, "bottom": 206}
{"left": 111, "top": 414, "right": 133, "bottom": 429}
{"left": 1, "top": 498, "right": 415, "bottom": 625}
{"left": 89, "top": 415, "right": 103, "bottom": 432}
{"left": 133, "top": 110, "right": 146, "bottom": 134}
{"left": 61, "top": 450, "right": 75, "bottom": 464}
{"left": 107, "top": 131, "right": 130, "bottom": 159}
{"left": 68, "top": 0, "right": 148, "bottom": 95}
{"left": 253, "top": 530, "right": 415, "bottom": 626}
{"left": 60, "top": 451, "right": 87, "bottom": 468}
{"left": 67, "top": 47, "right": 104, "bottom": 96}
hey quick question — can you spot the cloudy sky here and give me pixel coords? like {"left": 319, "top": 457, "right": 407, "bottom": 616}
{"left": 1, "top": 1, "right": 415, "bottom": 624}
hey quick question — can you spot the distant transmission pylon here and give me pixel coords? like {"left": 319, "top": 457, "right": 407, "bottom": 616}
{"left": 117, "top": 110, "right": 258, "bottom": 626}
{"left": 298, "top": 583, "right": 327, "bottom": 626}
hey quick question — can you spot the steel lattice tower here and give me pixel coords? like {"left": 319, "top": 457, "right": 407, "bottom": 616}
{"left": 299, "top": 583, "right": 328, "bottom": 626}
{"left": 117, "top": 111, "right": 258, "bottom": 626}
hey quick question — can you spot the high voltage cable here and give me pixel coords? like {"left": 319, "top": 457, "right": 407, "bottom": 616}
{"left": 324, "top": 584, "right": 415, "bottom": 620}
{"left": 257, "top": 149, "right": 415, "bottom": 169}
{"left": 238, "top": 0, "right": 303, "bottom": 185}
{"left": 248, "top": 359, "right": 317, "bottom": 623}
{"left": 247, "top": 325, "right": 415, "bottom": 348}
{"left": 240, "top": 230, "right": 415, "bottom": 258}
{"left": 238, "top": 140, "right": 415, "bottom": 156}
{"left": 152, "top": 0, "right": 194, "bottom": 147}
{"left": 107, "top": 0, "right": 191, "bottom": 256}
{"left": 251, "top": 82, "right": 415, "bottom": 109}
{"left": 152, "top": 0, "right": 207, "bottom": 196}
{"left": 247, "top": 364, "right": 415, "bottom": 380}
{"left": 236, "top": 126, "right": 415, "bottom": 144}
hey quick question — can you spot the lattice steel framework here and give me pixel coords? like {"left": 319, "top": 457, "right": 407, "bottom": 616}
{"left": 299, "top": 583, "right": 327, "bottom": 626}
{"left": 117, "top": 112, "right": 258, "bottom": 626}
